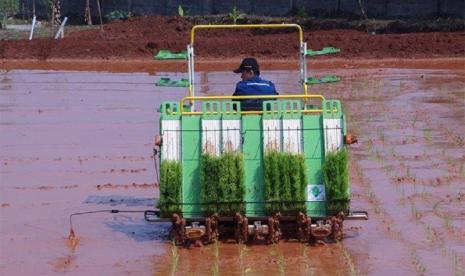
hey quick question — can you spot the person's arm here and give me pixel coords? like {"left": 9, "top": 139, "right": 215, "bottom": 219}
{"left": 233, "top": 87, "right": 239, "bottom": 96}
{"left": 270, "top": 81, "right": 278, "bottom": 95}
{"left": 233, "top": 82, "right": 245, "bottom": 96}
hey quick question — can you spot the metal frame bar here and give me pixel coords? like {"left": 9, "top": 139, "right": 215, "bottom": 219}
{"left": 144, "top": 210, "right": 368, "bottom": 223}
{"left": 190, "top": 24, "right": 304, "bottom": 45}
{"left": 187, "top": 44, "right": 195, "bottom": 110}
{"left": 180, "top": 94, "right": 326, "bottom": 115}
{"left": 186, "top": 24, "right": 310, "bottom": 110}
{"left": 301, "top": 42, "right": 308, "bottom": 94}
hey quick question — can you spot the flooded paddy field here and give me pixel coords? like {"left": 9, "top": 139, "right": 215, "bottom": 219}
{"left": 1, "top": 61, "right": 464, "bottom": 275}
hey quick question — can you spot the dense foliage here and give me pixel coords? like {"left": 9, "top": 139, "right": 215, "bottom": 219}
{"left": 157, "top": 160, "right": 182, "bottom": 217}
{"left": 0, "top": 0, "right": 19, "bottom": 20}
{"left": 200, "top": 152, "right": 245, "bottom": 216}
{"left": 263, "top": 150, "right": 307, "bottom": 215}
{"left": 323, "top": 149, "right": 350, "bottom": 214}
{"left": 105, "top": 10, "right": 133, "bottom": 22}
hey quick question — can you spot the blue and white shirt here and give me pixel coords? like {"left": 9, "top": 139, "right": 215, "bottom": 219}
{"left": 233, "top": 76, "right": 278, "bottom": 111}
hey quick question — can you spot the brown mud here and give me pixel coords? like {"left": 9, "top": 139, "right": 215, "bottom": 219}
{"left": 1, "top": 57, "right": 464, "bottom": 74}
{"left": 1, "top": 16, "right": 464, "bottom": 60}
{"left": 1, "top": 61, "right": 464, "bottom": 275}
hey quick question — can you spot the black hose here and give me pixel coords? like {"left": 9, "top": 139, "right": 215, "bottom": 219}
{"left": 69, "top": 209, "right": 148, "bottom": 230}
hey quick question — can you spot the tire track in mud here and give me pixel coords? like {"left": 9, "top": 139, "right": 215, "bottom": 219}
{"left": 340, "top": 69, "right": 465, "bottom": 275}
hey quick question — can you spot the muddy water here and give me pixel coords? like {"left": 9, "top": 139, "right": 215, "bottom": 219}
{"left": 1, "top": 65, "right": 464, "bottom": 275}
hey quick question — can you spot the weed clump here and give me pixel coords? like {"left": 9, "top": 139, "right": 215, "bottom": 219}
{"left": 263, "top": 150, "right": 307, "bottom": 215}
{"left": 323, "top": 149, "right": 350, "bottom": 215}
{"left": 158, "top": 160, "right": 182, "bottom": 217}
{"left": 200, "top": 152, "right": 245, "bottom": 216}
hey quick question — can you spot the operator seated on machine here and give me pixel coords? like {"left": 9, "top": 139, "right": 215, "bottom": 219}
{"left": 233, "top": 57, "right": 278, "bottom": 111}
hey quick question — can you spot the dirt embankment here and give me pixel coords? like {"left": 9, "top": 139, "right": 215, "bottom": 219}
{"left": 1, "top": 16, "right": 464, "bottom": 61}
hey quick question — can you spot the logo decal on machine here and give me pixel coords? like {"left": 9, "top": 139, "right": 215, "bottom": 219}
{"left": 307, "top": 184, "right": 325, "bottom": 201}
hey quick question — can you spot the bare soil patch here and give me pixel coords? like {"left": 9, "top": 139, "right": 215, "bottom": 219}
{"left": 1, "top": 16, "right": 464, "bottom": 60}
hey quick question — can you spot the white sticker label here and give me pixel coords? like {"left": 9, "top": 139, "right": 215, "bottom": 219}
{"left": 307, "top": 184, "right": 326, "bottom": 201}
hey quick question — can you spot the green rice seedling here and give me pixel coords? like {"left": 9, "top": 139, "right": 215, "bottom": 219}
{"left": 384, "top": 165, "right": 394, "bottom": 177}
{"left": 420, "top": 187, "right": 429, "bottom": 199}
{"left": 218, "top": 152, "right": 245, "bottom": 215}
{"left": 373, "top": 148, "right": 382, "bottom": 161}
{"left": 238, "top": 244, "right": 248, "bottom": 276}
{"left": 211, "top": 239, "right": 220, "bottom": 276}
{"left": 278, "top": 249, "right": 285, "bottom": 276}
{"left": 378, "top": 130, "right": 385, "bottom": 145}
{"left": 264, "top": 150, "right": 280, "bottom": 213}
{"left": 355, "top": 164, "right": 364, "bottom": 180}
{"left": 411, "top": 114, "right": 418, "bottom": 128}
{"left": 323, "top": 150, "right": 350, "bottom": 214}
{"left": 423, "top": 129, "right": 432, "bottom": 143}
{"left": 338, "top": 241, "right": 358, "bottom": 276}
{"left": 425, "top": 225, "right": 434, "bottom": 244}
{"left": 399, "top": 186, "right": 405, "bottom": 203}
{"left": 170, "top": 240, "right": 179, "bottom": 276}
{"left": 446, "top": 156, "right": 456, "bottom": 169}
{"left": 263, "top": 150, "right": 307, "bottom": 214}
{"left": 301, "top": 244, "right": 315, "bottom": 275}
{"left": 454, "top": 253, "right": 464, "bottom": 276}
{"left": 367, "top": 190, "right": 375, "bottom": 202}
{"left": 440, "top": 243, "right": 447, "bottom": 256}
{"left": 200, "top": 153, "right": 220, "bottom": 215}
{"left": 158, "top": 160, "right": 182, "bottom": 217}
{"left": 278, "top": 153, "right": 292, "bottom": 211}
{"left": 289, "top": 153, "right": 307, "bottom": 212}
{"left": 410, "top": 204, "right": 421, "bottom": 222}
{"left": 269, "top": 245, "right": 286, "bottom": 275}
{"left": 443, "top": 215, "right": 452, "bottom": 229}
{"left": 406, "top": 166, "right": 412, "bottom": 178}
{"left": 365, "top": 138, "right": 373, "bottom": 152}
{"left": 200, "top": 152, "right": 245, "bottom": 215}
{"left": 411, "top": 250, "right": 427, "bottom": 275}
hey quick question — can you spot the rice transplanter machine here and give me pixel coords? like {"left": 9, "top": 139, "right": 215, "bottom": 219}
{"left": 148, "top": 24, "right": 368, "bottom": 245}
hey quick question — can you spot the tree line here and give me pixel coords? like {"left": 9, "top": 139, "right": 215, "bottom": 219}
{"left": 1, "top": 0, "right": 100, "bottom": 26}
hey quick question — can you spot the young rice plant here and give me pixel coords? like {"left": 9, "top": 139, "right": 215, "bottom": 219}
{"left": 158, "top": 160, "right": 182, "bottom": 217}
{"left": 200, "top": 152, "right": 245, "bottom": 216}
{"left": 263, "top": 150, "right": 307, "bottom": 215}
{"left": 323, "top": 149, "right": 350, "bottom": 214}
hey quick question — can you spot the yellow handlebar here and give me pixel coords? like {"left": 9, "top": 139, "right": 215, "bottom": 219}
{"left": 180, "top": 94, "right": 325, "bottom": 115}
{"left": 190, "top": 24, "right": 304, "bottom": 45}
